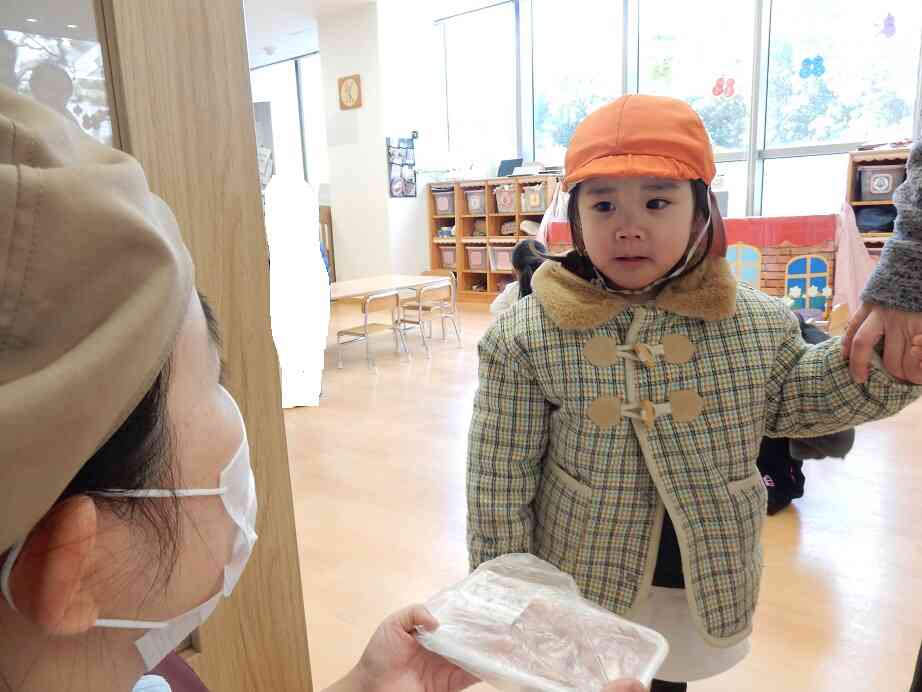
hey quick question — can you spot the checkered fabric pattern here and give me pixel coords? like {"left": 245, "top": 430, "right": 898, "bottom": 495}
{"left": 467, "top": 282, "right": 921, "bottom": 646}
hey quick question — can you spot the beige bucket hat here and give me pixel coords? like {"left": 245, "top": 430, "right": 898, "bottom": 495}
{"left": 0, "top": 87, "right": 194, "bottom": 552}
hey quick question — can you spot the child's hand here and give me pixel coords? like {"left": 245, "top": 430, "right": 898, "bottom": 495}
{"left": 843, "top": 302, "right": 922, "bottom": 384}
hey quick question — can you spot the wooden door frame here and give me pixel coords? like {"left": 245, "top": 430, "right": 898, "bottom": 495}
{"left": 96, "top": 1, "right": 313, "bottom": 689}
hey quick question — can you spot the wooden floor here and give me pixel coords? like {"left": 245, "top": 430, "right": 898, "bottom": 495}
{"left": 284, "top": 302, "right": 922, "bottom": 692}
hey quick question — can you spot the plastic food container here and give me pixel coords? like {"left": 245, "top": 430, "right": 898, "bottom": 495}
{"left": 417, "top": 554, "right": 669, "bottom": 691}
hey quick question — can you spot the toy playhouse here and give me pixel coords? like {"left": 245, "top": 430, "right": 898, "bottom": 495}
{"left": 724, "top": 215, "right": 838, "bottom": 321}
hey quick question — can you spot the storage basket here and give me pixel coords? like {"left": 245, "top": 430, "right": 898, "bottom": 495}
{"left": 521, "top": 182, "right": 547, "bottom": 212}
{"left": 438, "top": 245, "right": 457, "bottom": 270}
{"left": 433, "top": 189, "right": 455, "bottom": 214}
{"left": 464, "top": 188, "right": 486, "bottom": 214}
{"left": 494, "top": 185, "right": 516, "bottom": 213}
{"left": 465, "top": 245, "right": 488, "bottom": 271}
{"left": 858, "top": 164, "right": 906, "bottom": 201}
{"left": 490, "top": 245, "right": 515, "bottom": 272}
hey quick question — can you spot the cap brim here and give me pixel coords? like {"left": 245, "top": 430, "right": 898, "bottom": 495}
{"left": 564, "top": 154, "right": 704, "bottom": 191}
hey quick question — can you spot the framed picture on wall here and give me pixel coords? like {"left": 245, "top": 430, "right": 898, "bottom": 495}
{"left": 337, "top": 74, "right": 362, "bottom": 110}
{"left": 387, "top": 135, "right": 416, "bottom": 198}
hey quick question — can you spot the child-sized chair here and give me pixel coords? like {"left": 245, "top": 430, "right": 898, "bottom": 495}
{"left": 336, "top": 291, "right": 410, "bottom": 369}
{"left": 400, "top": 270, "right": 462, "bottom": 358}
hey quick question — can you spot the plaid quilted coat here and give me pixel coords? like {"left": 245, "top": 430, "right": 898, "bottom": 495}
{"left": 467, "top": 256, "right": 921, "bottom": 647}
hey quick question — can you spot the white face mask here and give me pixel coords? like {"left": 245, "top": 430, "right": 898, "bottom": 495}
{"left": 1, "top": 386, "right": 258, "bottom": 671}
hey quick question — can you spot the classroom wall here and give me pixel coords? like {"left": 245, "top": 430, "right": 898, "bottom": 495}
{"left": 318, "top": 4, "right": 390, "bottom": 281}
{"left": 318, "top": 1, "right": 454, "bottom": 279}
{"left": 377, "top": 0, "right": 447, "bottom": 276}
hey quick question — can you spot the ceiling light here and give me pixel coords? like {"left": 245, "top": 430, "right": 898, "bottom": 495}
{"left": 67, "top": 24, "right": 78, "bottom": 29}
{"left": 26, "top": 18, "right": 39, "bottom": 23}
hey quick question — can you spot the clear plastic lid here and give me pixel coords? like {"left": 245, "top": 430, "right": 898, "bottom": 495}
{"left": 417, "top": 554, "right": 669, "bottom": 691}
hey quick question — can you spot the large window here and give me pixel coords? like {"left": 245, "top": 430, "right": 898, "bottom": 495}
{"left": 250, "top": 61, "right": 307, "bottom": 183}
{"left": 761, "top": 154, "right": 849, "bottom": 216}
{"left": 639, "top": 0, "right": 756, "bottom": 156}
{"left": 439, "top": 3, "right": 518, "bottom": 163}
{"left": 297, "top": 54, "right": 330, "bottom": 186}
{"left": 765, "top": 0, "right": 922, "bottom": 149}
{"left": 532, "top": 0, "right": 622, "bottom": 164}
{"left": 439, "top": 0, "right": 922, "bottom": 216}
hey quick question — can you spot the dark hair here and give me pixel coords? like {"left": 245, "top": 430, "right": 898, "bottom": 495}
{"left": 512, "top": 239, "right": 547, "bottom": 298}
{"left": 28, "top": 63, "right": 74, "bottom": 99}
{"left": 564, "top": 179, "right": 713, "bottom": 285}
{"left": 58, "top": 293, "right": 222, "bottom": 585}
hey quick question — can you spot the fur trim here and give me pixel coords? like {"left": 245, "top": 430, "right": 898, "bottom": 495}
{"left": 532, "top": 257, "right": 738, "bottom": 330}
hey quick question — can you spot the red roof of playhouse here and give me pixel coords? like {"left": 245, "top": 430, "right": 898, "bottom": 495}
{"left": 724, "top": 215, "right": 837, "bottom": 248}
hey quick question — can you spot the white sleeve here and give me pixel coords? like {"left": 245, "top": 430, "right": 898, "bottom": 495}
{"left": 490, "top": 281, "right": 520, "bottom": 316}
{"left": 133, "top": 676, "right": 172, "bottom": 692}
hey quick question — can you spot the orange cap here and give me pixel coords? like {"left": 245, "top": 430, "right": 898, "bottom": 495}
{"left": 564, "top": 95, "right": 717, "bottom": 190}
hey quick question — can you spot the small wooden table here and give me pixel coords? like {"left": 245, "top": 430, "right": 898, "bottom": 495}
{"left": 331, "top": 274, "right": 449, "bottom": 302}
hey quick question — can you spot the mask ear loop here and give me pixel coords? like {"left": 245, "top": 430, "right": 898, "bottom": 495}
{"left": 1, "top": 527, "right": 170, "bottom": 629}
{"left": 2, "top": 386, "right": 248, "bottom": 634}
{"left": 96, "top": 617, "right": 170, "bottom": 630}
{"left": 1, "top": 539, "right": 26, "bottom": 613}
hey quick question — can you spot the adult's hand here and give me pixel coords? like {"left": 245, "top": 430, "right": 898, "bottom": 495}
{"left": 327, "top": 604, "right": 648, "bottom": 692}
{"left": 328, "top": 605, "right": 477, "bottom": 692}
{"left": 842, "top": 302, "right": 922, "bottom": 385}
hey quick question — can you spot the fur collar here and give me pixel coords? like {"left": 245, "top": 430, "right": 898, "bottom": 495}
{"left": 531, "top": 256, "right": 738, "bottom": 330}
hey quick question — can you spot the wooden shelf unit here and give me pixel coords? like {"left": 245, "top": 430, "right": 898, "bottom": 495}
{"left": 428, "top": 175, "right": 562, "bottom": 302}
{"left": 845, "top": 147, "right": 909, "bottom": 245}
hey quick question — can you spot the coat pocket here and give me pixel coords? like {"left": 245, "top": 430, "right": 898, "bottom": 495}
{"left": 533, "top": 462, "right": 593, "bottom": 577}
{"left": 727, "top": 471, "right": 767, "bottom": 619}
{"left": 728, "top": 471, "right": 765, "bottom": 495}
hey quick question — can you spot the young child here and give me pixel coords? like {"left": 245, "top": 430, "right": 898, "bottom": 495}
{"left": 466, "top": 95, "right": 922, "bottom": 691}
{"left": 490, "top": 239, "right": 548, "bottom": 317}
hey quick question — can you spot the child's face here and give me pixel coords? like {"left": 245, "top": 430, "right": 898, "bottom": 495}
{"left": 577, "top": 176, "right": 698, "bottom": 291}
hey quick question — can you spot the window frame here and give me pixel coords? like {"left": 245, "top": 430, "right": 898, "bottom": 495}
{"left": 439, "top": 0, "right": 922, "bottom": 215}
{"left": 249, "top": 51, "right": 320, "bottom": 185}
{"left": 435, "top": 1, "right": 520, "bottom": 159}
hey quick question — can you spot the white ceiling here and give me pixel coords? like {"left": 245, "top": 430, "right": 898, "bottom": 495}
{"left": 0, "top": 1, "right": 100, "bottom": 42}
{"left": 1, "top": 0, "right": 375, "bottom": 70}
{"left": 244, "top": 0, "right": 375, "bottom": 69}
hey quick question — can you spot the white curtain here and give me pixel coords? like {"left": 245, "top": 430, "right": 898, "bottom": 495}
{"left": 264, "top": 175, "right": 331, "bottom": 408}
{"left": 834, "top": 204, "right": 876, "bottom": 318}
